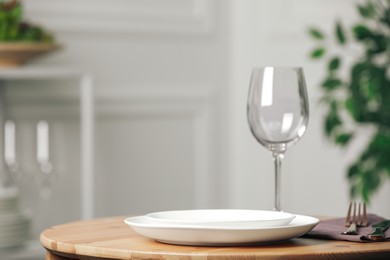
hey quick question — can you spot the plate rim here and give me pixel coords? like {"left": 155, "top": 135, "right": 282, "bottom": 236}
{"left": 145, "top": 209, "right": 295, "bottom": 225}
{"left": 125, "top": 214, "right": 319, "bottom": 231}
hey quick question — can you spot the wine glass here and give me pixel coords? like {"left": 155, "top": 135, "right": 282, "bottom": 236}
{"left": 35, "top": 120, "right": 55, "bottom": 199}
{"left": 247, "top": 66, "right": 309, "bottom": 211}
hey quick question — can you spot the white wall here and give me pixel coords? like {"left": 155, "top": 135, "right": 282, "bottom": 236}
{"left": 3, "top": 0, "right": 389, "bottom": 247}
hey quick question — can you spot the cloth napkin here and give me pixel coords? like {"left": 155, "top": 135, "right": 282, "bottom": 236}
{"left": 303, "top": 214, "right": 390, "bottom": 242}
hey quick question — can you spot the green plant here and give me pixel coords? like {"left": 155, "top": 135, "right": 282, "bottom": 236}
{"left": 308, "top": 0, "right": 390, "bottom": 203}
{"left": 0, "top": 0, "right": 54, "bottom": 42}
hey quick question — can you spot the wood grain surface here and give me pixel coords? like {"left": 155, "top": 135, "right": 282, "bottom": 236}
{"left": 40, "top": 216, "right": 390, "bottom": 260}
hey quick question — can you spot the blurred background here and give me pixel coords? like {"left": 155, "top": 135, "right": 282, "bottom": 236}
{"left": 0, "top": 0, "right": 389, "bottom": 259}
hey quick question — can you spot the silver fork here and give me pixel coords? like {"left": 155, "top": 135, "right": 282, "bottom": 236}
{"left": 358, "top": 202, "right": 368, "bottom": 227}
{"left": 341, "top": 202, "right": 368, "bottom": 235}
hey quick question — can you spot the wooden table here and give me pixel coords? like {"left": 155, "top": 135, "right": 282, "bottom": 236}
{"left": 40, "top": 216, "right": 390, "bottom": 260}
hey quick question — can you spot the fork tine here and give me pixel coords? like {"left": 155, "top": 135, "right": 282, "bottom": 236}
{"left": 362, "top": 202, "right": 368, "bottom": 226}
{"left": 345, "top": 202, "right": 353, "bottom": 227}
{"left": 341, "top": 202, "right": 359, "bottom": 235}
{"left": 352, "top": 202, "right": 357, "bottom": 225}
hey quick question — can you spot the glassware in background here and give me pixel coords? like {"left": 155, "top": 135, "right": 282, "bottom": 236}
{"left": 247, "top": 66, "right": 309, "bottom": 211}
{"left": 1, "top": 118, "right": 64, "bottom": 199}
{"left": 4, "top": 120, "right": 20, "bottom": 179}
{"left": 35, "top": 120, "right": 55, "bottom": 199}
{"left": 1, "top": 120, "right": 19, "bottom": 190}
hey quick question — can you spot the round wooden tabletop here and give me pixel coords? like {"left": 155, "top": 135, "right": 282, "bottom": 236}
{"left": 40, "top": 216, "right": 390, "bottom": 260}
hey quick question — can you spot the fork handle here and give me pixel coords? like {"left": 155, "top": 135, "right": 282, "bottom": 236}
{"left": 360, "top": 227, "right": 385, "bottom": 241}
{"left": 367, "top": 227, "right": 385, "bottom": 239}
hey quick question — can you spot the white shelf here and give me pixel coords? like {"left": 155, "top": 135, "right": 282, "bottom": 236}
{"left": 0, "top": 67, "right": 88, "bottom": 80}
{"left": 0, "top": 67, "right": 95, "bottom": 219}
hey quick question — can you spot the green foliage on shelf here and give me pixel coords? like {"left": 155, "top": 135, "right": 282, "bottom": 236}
{"left": 0, "top": 0, "right": 54, "bottom": 42}
{"left": 308, "top": 0, "right": 390, "bottom": 203}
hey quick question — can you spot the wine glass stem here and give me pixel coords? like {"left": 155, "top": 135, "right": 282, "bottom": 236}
{"left": 273, "top": 153, "right": 284, "bottom": 211}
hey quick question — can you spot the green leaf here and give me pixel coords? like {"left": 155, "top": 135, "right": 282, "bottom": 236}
{"left": 362, "top": 187, "right": 369, "bottom": 203}
{"left": 324, "top": 103, "right": 342, "bottom": 137}
{"left": 328, "top": 57, "right": 341, "bottom": 70}
{"left": 386, "top": 165, "right": 390, "bottom": 177}
{"left": 367, "top": 34, "right": 387, "bottom": 54}
{"left": 348, "top": 164, "right": 360, "bottom": 179}
{"left": 363, "top": 78, "right": 378, "bottom": 100}
{"left": 370, "top": 132, "right": 390, "bottom": 149}
{"left": 335, "top": 20, "right": 346, "bottom": 45}
{"left": 357, "top": 2, "right": 375, "bottom": 18}
{"left": 380, "top": 8, "right": 390, "bottom": 26}
{"left": 308, "top": 27, "right": 325, "bottom": 40}
{"left": 350, "top": 184, "right": 358, "bottom": 199}
{"left": 345, "top": 97, "right": 360, "bottom": 120}
{"left": 310, "top": 47, "right": 326, "bottom": 59}
{"left": 361, "top": 169, "right": 381, "bottom": 203}
{"left": 324, "top": 114, "right": 340, "bottom": 137}
{"left": 8, "top": 3, "right": 22, "bottom": 22}
{"left": 353, "top": 24, "right": 372, "bottom": 40}
{"left": 335, "top": 133, "right": 353, "bottom": 146}
{"left": 321, "top": 78, "right": 342, "bottom": 90}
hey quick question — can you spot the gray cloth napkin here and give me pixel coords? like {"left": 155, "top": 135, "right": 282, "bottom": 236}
{"left": 303, "top": 214, "right": 390, "bottom": 242}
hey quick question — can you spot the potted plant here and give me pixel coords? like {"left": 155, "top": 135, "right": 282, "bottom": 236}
{"left": 308, "top": 0, "right": 390, "bottom": 203}
{"left": 0, "top": 0, "right": 58, "bottom": 67}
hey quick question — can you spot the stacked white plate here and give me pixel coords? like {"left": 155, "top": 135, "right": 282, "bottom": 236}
{"left": 125, "top": 209, "right": 319, "bottom": 246}
{"left": 0, "top": 187, "right": 31, "bottom": 249}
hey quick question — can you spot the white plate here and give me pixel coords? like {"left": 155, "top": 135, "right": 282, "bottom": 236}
{"left": 146, "top": 209, "right": 295, "bottom": 228}
{"left": 125, "top": 214, "right": 319, "bottom": 246}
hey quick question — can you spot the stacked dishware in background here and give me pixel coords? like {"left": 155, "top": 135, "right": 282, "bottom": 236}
{"left": 0, "top": 187, "right": 31, "bottom": 249}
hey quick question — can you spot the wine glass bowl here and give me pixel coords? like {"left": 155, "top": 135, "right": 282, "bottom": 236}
{"left": 247, "top": 66, "right": 309, "bottom": 211}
